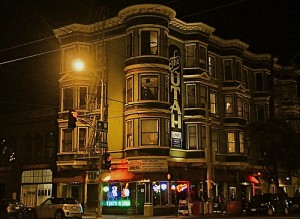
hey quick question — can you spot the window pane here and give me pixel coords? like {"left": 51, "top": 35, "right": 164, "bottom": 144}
{"left": 225, "top": 96, "right": 233, "bottom": 115}
{"left": 62, "top": 129, "right": 72, "bottom": 152}
{"left": 208, "top": 56, "right": 216, "bottom": 78}
{"left": 63, "top": 88, "right": 73, "bottom": 111}
{"left": 186, "top": 44, "right": 196, "bottom": 67}
{"left": 79, "top": 128, "right": 86, "bottom": 151}
{"left": 126, "top": 77, "right": 133, "bottom": 103}
{"left": 227, "top": 132, "right": 235, "bottom": 153}
{"left": 224, "top": 60, "right": 233, "bottom": 80}
{"left": 186, "top": 84, "right": 196, "bottom": 108}
{"left": 188, "top": 125, "right": 197, "bottom": 149}
{"left": 235, "top": 61, "right": 242, "bottom": 81}
{"left": 126, "top": 121, "right": 133, "bottom": 148}
{"left": 239, "top": 133, "right": 245, "bottom": 153}
{"left": 79, "top": 87, "right": 87, "bottom": 110}
{"left": 237, "top": 97, "right": 243, "bottom": 117}
{"left": 212, "top": 129, "right": 218, "bottom": 152}
{"left": 141, "top": 30, "right": 158, "bottom": 55}
{"left": 141, "top": 75, "right": 158, "bottom": 100}
{"left": 210, "top": 93, "right": 216, "bottom": 114}
{"left": 200, "top": 86, "right": 207, "bottom": 107}
{"left": 199, "top": 45, "right": 207, "bottom": 69}
{"left": 127, "top": 33, "right": 133, "bottom": 58}
{"left": 141, "top": 119, "right": 159, "bottom": 145}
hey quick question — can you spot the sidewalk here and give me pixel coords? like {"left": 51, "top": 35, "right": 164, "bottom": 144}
{"left": 82, "top": 212, "right": 230, "bottom": 219}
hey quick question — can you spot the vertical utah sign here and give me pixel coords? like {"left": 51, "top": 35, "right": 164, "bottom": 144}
{"left": 169, "top": 44, "right": 182, "bottom": 148}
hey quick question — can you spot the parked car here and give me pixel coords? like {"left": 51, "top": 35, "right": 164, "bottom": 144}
{"left": 288, "top": 196, "right": 300, "bottom": 213}
{"left": 29, "top": 197, "right": 83, "bottom": 219}
{"left": 0, "top": 199, "right": 29, "bottom": 219}
{"left": 246, "top": 193, "right": 289, "bottom": 216}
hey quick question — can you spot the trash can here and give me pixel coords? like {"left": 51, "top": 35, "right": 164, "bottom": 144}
{"left": 144, "top": 203, "right": 153, "bottom": 216}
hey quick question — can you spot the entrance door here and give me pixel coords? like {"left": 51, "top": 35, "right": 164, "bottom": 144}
{"left": 137, "top": 183, "right": 146, "bottom": 215}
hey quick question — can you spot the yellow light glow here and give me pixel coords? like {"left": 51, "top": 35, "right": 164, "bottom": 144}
{"left": 73, "top": 59, "right": 85, "bottom": 71}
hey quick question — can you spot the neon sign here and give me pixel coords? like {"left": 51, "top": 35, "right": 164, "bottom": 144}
{"left": 177, "top": 183, "right": 187, "bottom": 192}
{"left": 102, "top": 200, "right": 131, "bottom": 207}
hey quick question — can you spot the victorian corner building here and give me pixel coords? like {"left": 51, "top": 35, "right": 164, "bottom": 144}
{"left": 1, "top": 3, "right": 300, "bottom": 216}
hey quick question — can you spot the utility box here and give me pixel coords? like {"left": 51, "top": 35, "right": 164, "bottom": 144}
{"left": 144, "top": 203, "right": 153, "bottom": 216}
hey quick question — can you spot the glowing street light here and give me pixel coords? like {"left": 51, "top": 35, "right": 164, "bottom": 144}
{"left": 73, "top": 59, "right": 85, "bottom": 72}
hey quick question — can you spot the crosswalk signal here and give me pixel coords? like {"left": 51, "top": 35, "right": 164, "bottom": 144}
{"left": 68, "top": 110, "right": 77, "bottom": 129}
{"left": 103, "top": 152, "right": 112, "bottom": 170}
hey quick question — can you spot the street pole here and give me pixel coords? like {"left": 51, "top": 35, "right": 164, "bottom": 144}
{"left": 205, "top": 102, "right": 212, "bottom": 214}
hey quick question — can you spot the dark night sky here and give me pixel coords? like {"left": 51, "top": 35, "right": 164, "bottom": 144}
{"left": 0, "top": 0, "right": 299, "bottom": 114}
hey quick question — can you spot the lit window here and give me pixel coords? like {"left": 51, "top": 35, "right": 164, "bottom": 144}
{"left": 126, "top": 120, "right": 133, "bottom": 148}
{"left": 210, "top": 93, "right": 217, "bottom": 114}
{"left": 239, "top": 132, "right": 245, "bottom": 153}
{"left": 227, "top": 132, "right": 235, "bottom": 153}
{"left": 141, "top": 75, "right": 158, "bottom": 100}
{"left": 237, "top": 97, "right": 243, "bottom": 117}
{"left": 141, "top": 119, "right": 159, "bottom": 145}
{"left": 141, "top": 30, "right": 158, "bottom": 55}
{"left": 187, "top": 125, "right": 197, "bottom": 149}
{"left": 225, "top": 96, "right": 233, "bottom": 115}
{"left": 126, "top": 77, "right": 133, "bottom": 103}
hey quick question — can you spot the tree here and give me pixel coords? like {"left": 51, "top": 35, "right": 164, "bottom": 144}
{"left": 248, "top": 119, "right": 300, "bottom": 193}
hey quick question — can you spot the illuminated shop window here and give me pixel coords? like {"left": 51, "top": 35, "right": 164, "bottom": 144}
{"left": 102, "top": 183, "right": 134, "bottom": 207}
{"left": 153, "top": 181, "right": 168, "bottom": 206}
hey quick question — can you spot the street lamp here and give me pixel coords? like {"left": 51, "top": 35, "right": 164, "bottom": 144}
{"left": 73, "top": 59, "right": 106, "bottom": 218}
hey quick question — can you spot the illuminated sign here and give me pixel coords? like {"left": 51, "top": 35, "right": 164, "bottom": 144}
{"left": 169, "top": 44, "right": 182, "bottom": 148}
{"left": 102, "top": 200, "right": 131, "bottom": 207}
{"left": 177, "top": 183, "right": 188, "bottom": 192}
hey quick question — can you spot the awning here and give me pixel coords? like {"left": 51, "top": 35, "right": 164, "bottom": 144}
{"left": 244, "top": 175, "right": 259, "bottom": 184}
{"left": 53, "top": 172, "right": 85, "bottom": 183}
{"left": 100, "top": 169, "right": 167, "bottom": 182}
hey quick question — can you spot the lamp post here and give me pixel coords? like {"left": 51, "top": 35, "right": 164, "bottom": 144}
{"left": 205, "top": 102, "right": 212, "bottom": 214}
{"left": 73, "top": 59, "right": 106, "bottom": 218}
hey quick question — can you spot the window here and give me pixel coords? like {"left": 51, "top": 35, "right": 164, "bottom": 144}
{"left": 200, "top": 85, "right": 207, "bottom": 108}
{"left": 255, "top": 72, "right": 263, "bottom": 91}
{"left": 127, "top": 32, "right": 133, "bottom": 58}
{"left": 126, "top": 77, "right": 133, "bottom": 103}
{"left": 235, "top": 61, "right": 242, "bottom": 81}
{"left": 186, "top": 84, "right": 196, "bottom": 108}
{"left": 126, "top": 120, "right": 133, "bottom": 148}
{"left": 225, "top": 96, "right": 234, "bottom": 115}
{"left": 185, "top": 44, "right": 196, "bottom": 67}
{"left": 256, "top": 104, "right": 266, "bottom": 121}
{"left": 141, "top": 119, "right": 159, "bottom": 145}
{"left": 208, "top": 55, "right": 216, "bottom": 78}
{"left": 227, "top": 132, "right": 235, "bottom": 153}
{"left": 211, "top": 129, "right": 219, "bottom": 152}
{"left": 242, "top": 68, "right": 248, "bottom": 88}
{"left": 223, "top": 60, "right": 233, "bottom": 80}
{"left": 244, "top": 102, "right": 250, "bottom": 121}
{"left": 237, "top": 97, "right": 243, "bottom": 117}
{"left": 79, "top": 87, "right": 87, "bottom": 109}
{"left": 165, "top": 120, "right": 170, "bottom": 146}
{"left": 239, "top": 132, "right": 245, "bottom": 153}
{"left": 78, "top": 128, "right": 87, "bottom": 151}
{"left": 165, "top": 76, "right": 169, "bottom": 102}
{"left": 63, "top": 87, "right": 73, "bottom": 111}
{"left": 187, "top": 124, "right": 197, "bottom": 149}
{"left": 201, "top": 125, "right": 206, "bottom": 149}
{"left": 153, "top": 181, "right": 168, "bottom": 206}
{"left": 199, "top": 45, "right": 207, "bottom": 69}
{"left": 141, "top": 30, "right": 158, "bottom": 55}
{"left": 141, "top": 75, "right": 158, "bottom": 100}
{"left": 210, "top": 93, "right": 217, "bottom": 114}
{"left": 62, "top": 129, "right": 72, "bottom": 152}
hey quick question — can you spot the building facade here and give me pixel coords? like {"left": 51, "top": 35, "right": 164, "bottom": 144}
{"left": 0, "top": 107, "right": 58, "bottom": 207}
{"left": 53, "top": 4, "right": 300, "bottom": 215}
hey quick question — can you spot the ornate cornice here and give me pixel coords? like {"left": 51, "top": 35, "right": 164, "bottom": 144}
{"left": 170, "top": 18, "right": 215, "bottom": 35}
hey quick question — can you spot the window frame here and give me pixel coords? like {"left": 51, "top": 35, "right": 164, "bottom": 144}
{"left": 185, "top": 44, "right": 196, "bottom": 67}
{"left": 126, "top": 120, "right": 133, "bottom": 148}
{"left": 127, "top": 31, "right": 134, "bottom": 58}
{"left": 210, "top": 93, "right": 217, "bottom": 114}
{"left": 187, "top": 124, "right": 198, "bottom": 149}
{"left": 79, "top": 86, "right": 88, "bottom": 110}
{"left": 140, "top": 74, "right": 159, "bottom": 101}
{"left": 61, "top": 128, "right": 73, "bottom": 153}
{"left": 227, "top": 132, "right": 236, "bottom": 153}
{"left": 140, "top": 28, "right": 159, "bottom": 56}
{"left": 223, "top": 59, "right": 233, "bottom": 81}
{"left": 186, "top": 84, "right": 197, "bottom": 108}
{"left": 62, "top": 87, "right": 74, "bottom": 111}
{"left": 225, "top": 95, "right": 234, "bottom": 115}
{"left": 126, "top": 76, "right": 133, "bottom": 103}
{"left": 141, "top": 119, "right": 159, "bottom": 146}
{"left": 78, "top": 127, "right": 88, "bottom": 151}
{"left": 208, "top": 55, "right": 216, "bottom": 78}
{"left": 199, "top": 44, "right": 207, "bottom": 69}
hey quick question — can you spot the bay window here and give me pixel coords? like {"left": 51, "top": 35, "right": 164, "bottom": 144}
{"left": 141, "top": 30, "right": 158, "bottom": 55}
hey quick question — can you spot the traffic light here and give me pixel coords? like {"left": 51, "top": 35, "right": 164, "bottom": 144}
{"left": 103, "top": 152, "right": 112, "bottom": 170}
{"left": 68, "top": 110, "right": 77, "bottom": 129}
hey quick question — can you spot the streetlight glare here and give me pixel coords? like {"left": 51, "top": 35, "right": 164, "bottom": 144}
{"left": 73, "top": 59, "right": 85, "bottom": 71}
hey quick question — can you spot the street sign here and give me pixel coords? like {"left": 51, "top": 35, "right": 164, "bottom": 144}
{"left": 97, "top": 121, "right": 108, "bottom": 132}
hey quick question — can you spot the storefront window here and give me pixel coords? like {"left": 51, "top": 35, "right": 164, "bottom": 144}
{"left": 102, "top": 182, "right": 135, "bottom": 207}
{"left": 152, "top": 181, "right": 168, "bottom": 206}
